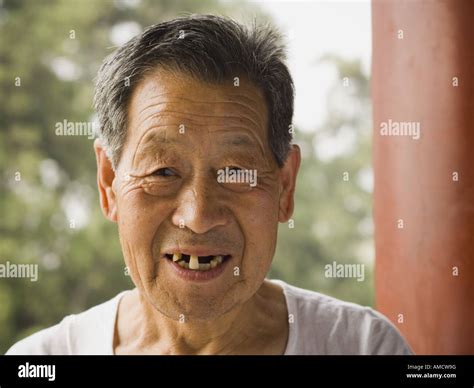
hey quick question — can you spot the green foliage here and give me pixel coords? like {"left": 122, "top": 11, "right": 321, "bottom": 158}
{"left": 271, "top": 56, "right": 373, "bottom": 306}
{"left": 0, "top": 0, "right": 373, "bottom": 353}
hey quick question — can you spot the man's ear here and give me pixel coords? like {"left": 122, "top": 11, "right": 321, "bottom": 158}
{"left": 278, "top": 145, "right": 301, "bottom": 223}
{"left": 94, "top": 139, "right": 118, "bottom": 222}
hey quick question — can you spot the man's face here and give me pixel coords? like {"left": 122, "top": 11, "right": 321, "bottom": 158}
{"left": 103, "top": 69, "right": 290, "bottom": 321}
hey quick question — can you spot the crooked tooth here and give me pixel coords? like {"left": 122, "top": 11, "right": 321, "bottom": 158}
{"left": 178, "top": 260, "right": 186, "bottom": 268}
{"left": 199, "top": 263, "right": 211, "bottom": 271}
{"left": 210, "top": 256, "right": 223, "bottom": 268}
{"left": 189, "top": 255, "right": 199, "bottom": 270}
{"left": 183, "top": 261, "right": 189, "bottom": 269}
{"left": 172, "top": 253, "right": 181, "bottom": 262}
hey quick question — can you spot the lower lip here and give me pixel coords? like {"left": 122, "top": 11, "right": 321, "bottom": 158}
{"left": 165, "top": 256, "right": 231, "bottom": 282}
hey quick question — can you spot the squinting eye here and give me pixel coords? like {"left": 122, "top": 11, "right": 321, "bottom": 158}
{"left": 151, "top": 168, "right": 176, "bottom": 177}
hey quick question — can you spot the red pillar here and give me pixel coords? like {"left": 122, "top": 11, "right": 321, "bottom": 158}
{"left": 372, "top": 0, "right": 474, "bottom": 354}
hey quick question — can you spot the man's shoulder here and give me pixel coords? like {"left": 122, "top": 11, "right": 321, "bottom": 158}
{"left": 280, "top": 280, "right": 376, "bottom": 318}
{"left": 273, "top": 280, "right": 413, "bottom": 355}
{"left": 5, "top": 291, "right": 127, "bottom": 355}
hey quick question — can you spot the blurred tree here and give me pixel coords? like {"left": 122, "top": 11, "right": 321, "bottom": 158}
{"left": 0, "top": 0, "right": 257, "bottom": 353}
{"left": 0, "top": 0, "right": 373, "bottom": 353}
{"left": 270, "top": 55, "right": 373, "bottom": 306}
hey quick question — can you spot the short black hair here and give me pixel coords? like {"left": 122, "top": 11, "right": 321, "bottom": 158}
{"left": 94, "top": 14, "right": 294, "bottom": 168}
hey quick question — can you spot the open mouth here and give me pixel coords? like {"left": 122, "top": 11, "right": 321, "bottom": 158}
{"left": 164, "top": 253, "right": 232, "bottom": 272}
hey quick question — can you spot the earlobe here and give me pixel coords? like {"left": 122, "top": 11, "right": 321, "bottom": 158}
{"left": 94, "top": 139, "right": 118, "bottom": 222}
{"left": 278, "top": 145, "right": 301, "bottom": 223}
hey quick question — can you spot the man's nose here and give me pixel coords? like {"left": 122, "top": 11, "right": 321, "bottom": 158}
{"left": 171, "top": 176, "right": 229, "bottom": 234}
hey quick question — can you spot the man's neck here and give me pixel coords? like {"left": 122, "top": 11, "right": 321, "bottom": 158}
{"left": 114, "top": 280, "right": 288, "bottom": 355}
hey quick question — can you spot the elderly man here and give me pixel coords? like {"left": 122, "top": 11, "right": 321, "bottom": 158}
{"left": 7, "top": 15, "right": 411, "bottom": 355}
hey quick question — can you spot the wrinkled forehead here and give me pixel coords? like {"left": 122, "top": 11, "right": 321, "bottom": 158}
{"left": 125, "top": 69, "right": 269, "bottom": 147}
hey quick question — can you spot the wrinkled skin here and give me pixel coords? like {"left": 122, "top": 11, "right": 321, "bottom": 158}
{"left": 94, "top": 69, "right": 301, "bottom": 354}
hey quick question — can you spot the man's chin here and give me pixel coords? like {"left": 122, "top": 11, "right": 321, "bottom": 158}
{"left": 139, "top": 255, "right": 250, "bottom": 320}
{"left": 150, "top": 288, "right": 239, "bottom": 322}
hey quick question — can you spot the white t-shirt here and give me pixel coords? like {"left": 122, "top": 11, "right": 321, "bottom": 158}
{"left": 5, "top": 280, "right": 413, "bottom": 355}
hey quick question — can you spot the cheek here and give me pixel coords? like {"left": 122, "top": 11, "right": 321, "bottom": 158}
{"left": 117, "top": 190, "right": 169, "bottom": 278}
{"left": 239, "top": 191, "right": 280, "bottom": 273}
{"left": 119, "top": 192, "right": 163, "bottom": 240}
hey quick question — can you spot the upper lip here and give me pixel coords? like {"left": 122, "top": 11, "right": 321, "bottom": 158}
{"left": 162, "top": 247, "right": 232, "bottom": 257}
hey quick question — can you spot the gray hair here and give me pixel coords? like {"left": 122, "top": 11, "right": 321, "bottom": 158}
{"left": 94, "top": 14, "right": 294, "bottom": 168}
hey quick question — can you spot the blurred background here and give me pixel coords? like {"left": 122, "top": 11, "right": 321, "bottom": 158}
{"left": 0, "top": 0, "right": 373, "bottom": 353}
